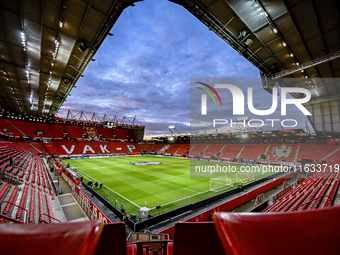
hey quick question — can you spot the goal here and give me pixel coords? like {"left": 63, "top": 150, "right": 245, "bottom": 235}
{"left": 210, "top": 175, "right": 233, "bottom": 192}
{"left": 236, "top": 171, "right": 256, "bottom": 183}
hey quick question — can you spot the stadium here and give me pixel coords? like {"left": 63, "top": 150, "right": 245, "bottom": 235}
{"left": 0, "top": 0, "right": 339, "bottom": 254}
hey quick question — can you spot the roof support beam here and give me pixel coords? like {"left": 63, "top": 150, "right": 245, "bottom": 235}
{"left": 272, "top": 50, "right": 340, "bottom": 79}
{"left": 304, "top": 93, "right": 340, "bottom": 106}
{"left": 328, "top": 100, "right": 334, "bottom": 133}
{"left": 223, "top": 0, "right": 285, "bottom": 74}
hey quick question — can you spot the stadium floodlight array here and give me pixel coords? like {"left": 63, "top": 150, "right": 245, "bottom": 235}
{"left": 236, "top": 171, "right": 256, "bottom": 183}
{"left": 210, "top": 175, "right": 234, "bottom": 192}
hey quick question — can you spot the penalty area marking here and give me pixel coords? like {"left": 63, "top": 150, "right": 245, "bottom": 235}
{"left": 149, "top": 188, "right": 212, "bottom": 210}
{"left": 77, "top": 170, "right": 141, "bottom": 208}
{"left": 151, "top": 174, "right": 213, "bottom": 210}
{"left": 156, "top": 179, "right": 200, "bottom": 194}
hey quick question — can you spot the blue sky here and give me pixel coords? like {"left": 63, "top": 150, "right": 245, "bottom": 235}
{"left": 60, "top": 0, "right": 263, "bottom": 135}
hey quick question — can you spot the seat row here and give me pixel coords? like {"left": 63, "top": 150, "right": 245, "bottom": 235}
{"left": 0, "top": 117, "right": 137, "bottom": 140}
{"left": 1, "top": 206, "right": 340, "bottom": 255}
{"left": 263, "top": 168, "right": 339, "bottom": 212}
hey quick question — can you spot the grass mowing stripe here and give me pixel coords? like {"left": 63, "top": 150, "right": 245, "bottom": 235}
{"left": 155, "top": 179, "right": 201, "bottom": 194}
{"left": 149, "top": 189, "right": 212, "bottom": 210}
{"left": 63, "top": 156, "right": 278, "bottom": 216}
{"left": 77, "top": 169, "right": 142, "bottom": 208}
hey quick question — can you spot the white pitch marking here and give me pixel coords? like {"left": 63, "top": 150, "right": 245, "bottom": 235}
{"left": 158, "top": 174, "right": 186, "bottom": 180}
{"left": 156, "top": 179, "right": 200, "bottom": 194}
{"left": 77, "top": 170, "right": 141, "bottom": 208}
{"left": 149, "top": 189, "right": 212, "bottom": 210}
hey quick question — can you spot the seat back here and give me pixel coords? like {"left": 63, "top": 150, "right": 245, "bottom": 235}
{"left": 172, "top": 222, "right": 225, "bottom": 255}
{"left": 214, "top": 207, "right": 340, "bottom": 255}
{"left": 94, "top": 222, "right": 128, "bottom": 255}
{"left": 0, "top": 221, "right": 103, "bottom": 255}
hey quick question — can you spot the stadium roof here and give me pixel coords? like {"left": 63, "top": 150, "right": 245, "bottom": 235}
{"left": 170, "top": 0, "right": 340, "bottom": 134}
{"left": 1, "top": 0, "right": 339, "bottom": 134}
{"left": 0, "top": 0, "right": 141, "bottom": 118}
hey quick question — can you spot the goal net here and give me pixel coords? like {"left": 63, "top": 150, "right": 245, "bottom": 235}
{"left": 210, "top": 175, "right": 233, "bottom": 192}
{"left": 236, "top": 171, "right": 256, "bottom": 183}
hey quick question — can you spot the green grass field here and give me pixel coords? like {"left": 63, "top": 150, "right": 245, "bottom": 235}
{"left": 63, "top": 156, "right": 278, "bottom": 216}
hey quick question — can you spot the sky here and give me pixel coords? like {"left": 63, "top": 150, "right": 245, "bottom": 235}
{"left": 58, "top": 0, "right": 301, "bottom": 136}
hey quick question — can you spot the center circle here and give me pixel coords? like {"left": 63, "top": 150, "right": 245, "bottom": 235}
{"left": 132, "top": 162, "right": 164, "bottom": 166}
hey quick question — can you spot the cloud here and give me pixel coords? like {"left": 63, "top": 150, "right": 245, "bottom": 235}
{"left": 60, "top": 0, "right": 260, "bottom": 135}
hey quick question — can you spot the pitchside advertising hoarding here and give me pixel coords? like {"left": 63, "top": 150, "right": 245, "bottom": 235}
{"left": 190, "top": 78, "right": 317, "bottom": 178}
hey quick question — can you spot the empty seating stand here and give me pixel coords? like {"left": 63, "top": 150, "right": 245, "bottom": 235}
{"left": 3, "top": 187, "right": 19, "bottom": 214}
{"left": 29, "top": 188, "right": 36, "bottom": 222}
{"left": 263, "top": 169, "right": 339, "bottom": 212}
{"left": 16, "top": 185, "right": 28, "bottom": 220}
{"left": 0, "top": 183, "right": 11, "bottom": 202}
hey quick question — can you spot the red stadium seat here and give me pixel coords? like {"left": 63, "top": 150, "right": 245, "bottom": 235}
{"left": 0, "top": 221, "right": 103, "bottom": 255}
{"left": 213, "top": 207, "right": 340, "bottom": 255}
{"left": 166, "top": 242, "right": 173, "bottom": 255}
{"left": 94, "top": 222, "right": 136, "bottom": 255}
{"left": 170, "top": 222, "right": 225, "bottom": 255}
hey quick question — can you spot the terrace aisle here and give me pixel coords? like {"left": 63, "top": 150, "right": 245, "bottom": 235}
{"left": 57, "top": 177, "right": 88, "bottom": 222}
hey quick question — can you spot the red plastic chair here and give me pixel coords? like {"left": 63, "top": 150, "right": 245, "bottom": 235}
{"left": 213, "top": 206, "right": 340, "bottom": 255}
{"left": 94, "top": 222, "right": 137, "bottom": 255}
{"left": 0, "top": 221, "right": 103, "bottom": 255}
{"left": 170, "top": 222, "right": 225, "bottom": 255}
{"left": 166, "top": 242, "right": 173, "bottom": 255}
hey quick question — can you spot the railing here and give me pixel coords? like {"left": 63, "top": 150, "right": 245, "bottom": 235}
{"left": 128, "top": 232, "right": 170, "bottom": 242}
{"left": 295, "top": 195, "right": 332, "bottom": 210}
{"left": 0, "top": 201, "right": 27, "bottom": 223}
{"left": 83, "top": 171, "right": 289, "bottom": 232}
{"left": 273, "top": 184, "right": 292, "bottom": 202}
{"left": 39, "top": 213, "right": 61, "bottom": 223}
{"left": 70, "top": 189, "right": 97, "bottom": 221}
{"left": 43, "top": 157, "right": 59, "bottom": 195}
{"left": 0, "top": 212, "right": 24, "bottom": 224}
{"left": 0, "top": 172, "right": 19, "bottom": 186}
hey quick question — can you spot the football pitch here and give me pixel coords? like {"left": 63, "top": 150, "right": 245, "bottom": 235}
{"left": 63, "top": 156, "right": 277, "bottom": 216}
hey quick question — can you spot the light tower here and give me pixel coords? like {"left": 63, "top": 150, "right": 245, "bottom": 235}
{"left": 169, "top": 125, "right": 180, "bottom": 136}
